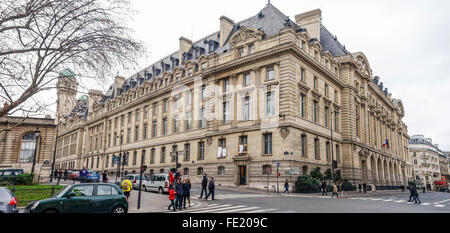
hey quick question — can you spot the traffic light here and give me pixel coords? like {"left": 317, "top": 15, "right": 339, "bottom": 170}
{"left": 277, "top": 172, "right": 280, "bottom": 177}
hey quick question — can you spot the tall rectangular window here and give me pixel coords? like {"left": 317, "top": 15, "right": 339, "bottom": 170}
{"left": 133, "top": 151, "right": 137, "bottom": 166}
{"left": 301, "top": 134, "right": 307, "bottom": 157}
{"left": 200, "top": 107, "right": 206, "bottom": 128}
{"left": 266, "top": 92, "right": 275, "bottom": 116}
{"left": 300, "top": 68, "right": 306, "bottom": 82}
{"left": 173, "top": 116, "right": 179, "bottom": 133}
{"left": 144, "top": 106, "right": 149, "bottom": 119}
{"left": 223, "top": 78, "right": 230, "bottom": 92}
{"left": 150, "top": 149, "right": 155, "bottom": 164}
{"left": 162, "top": 118, "right": 167, "bottom": 135}
{"left": 127, "top": 128, "right": 131, "bottom": 143}
{"left": 186, "top": 112, "right": 192, "bottom": 130}
{"left": 267, "top": 66, "right": 274, "bottom": 80}
{"left": 135, "top": 126, "right": 139, "bottom": 141}
{"left": 313, "top": 76, "right": 318, "bottom": 89}
{"left": 152, "top": 121, "right": 157, "bottom": 137}
{"left": 201, "top": 85, "right": 206, "bottom": 100}
{"left": 128, "top": 112, "right": 132, "bottom": 124}
{"left": 248, "top": 44, "right": 255, "bottom": 54}
{"left": 313, "top": 101, "right": 318, "bottom": 123}
{"left": 141, "top": 150, "right": 146, "bottom": 165}
{"left": 314, "top": 138, "right": 320, "bottom": 160}
{"left": 163, "top": 99, "right": 168, "bottom": 112}
{"left": 238, "top": 47, "right": 244, "bottom": 57}
{"left": 325, "top": 84, "right": 329, "bottom": 97}
{"left": 264, "top": 133, "right": 272, "bottom": 155}
{"left": 243, "top": 96, "right": 250, "bottom": 121}
{"left": 239, "top": 136, "right": 248, "bottom": 154}
{"left": 300, "top": 94, "right": 305, "bottom": 118}
{"left": 326, "top": 141, "right": 331, "bottom": 162}
{"left": 223, "top": 101, "right": 230, "bottom": 123}
{"left": 136, "top": 109, "right": 140, "bottom": 121}
{"left": 184, "top": 144, "right": 190, "bottom": 161}
{"left": 244, "top": 73, "right": 251, "bottom": 86}
{"left": 218, "top": 138, "right": 226, "bottom": 158}
{"left": 325, "top": 106, "right": 329, "bottom": 128}
{"left": 153, "top": 103, "right": 158, "bottom": 115}
{"left": 336, "top": 144, "right": 340, "bottom": 163}
{"left": 160, "top": 147, "right": 166, "bottom": 163}
{"left": 198, "top": 142, "right": 205, "bottom": 160}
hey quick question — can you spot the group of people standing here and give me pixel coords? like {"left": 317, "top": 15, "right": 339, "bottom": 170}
{"left": 168, "top": 170, "right": 192, "bottom": 211}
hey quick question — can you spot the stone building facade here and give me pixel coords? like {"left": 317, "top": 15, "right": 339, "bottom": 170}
{"left": 409, "top": 135, "right": 447, "bottom": 190}
{"left": 54, "top": 4, "right": 411, "bottom": 190}
{"left": 0, "top": 116, "right": 56, "bottom": 180}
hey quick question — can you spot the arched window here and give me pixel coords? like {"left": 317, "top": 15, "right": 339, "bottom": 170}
{"left": 20, "top": 133, "right": 37, "bottom": 163}
{"left": 218, "top": 166, "right": 225, "bottom": 175}
{"left": 183, "top": 168, "right": 189, "bottom": 175}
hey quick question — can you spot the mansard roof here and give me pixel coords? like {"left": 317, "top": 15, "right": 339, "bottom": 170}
{"left": 97, "top": 3, "right": 349, "bottom": 102}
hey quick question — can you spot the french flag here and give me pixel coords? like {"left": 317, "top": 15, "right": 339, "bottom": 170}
{"left": 383, "top": 139, "right": 390, "bottom": 148}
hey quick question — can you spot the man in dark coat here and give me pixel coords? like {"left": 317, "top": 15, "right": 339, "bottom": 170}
{"left": 321, "top": 181, "right": 327, "bottom": 196}
{"left": 175, "top": 180, "right": 184, "bottom": 210}
{"left": 182, "top": 179, "right": 190, "bottom": 209}
{"left": 413, "top": 186, "right": 421, "bottom": 204}
{"left": 362, "top": 183, "right": 367, "bottom": 194}
{"left": 199, "top": 173, "right": 208, "bottom": 199}
{"left": 63, "top": 170, "right": 68, "bottom": 181}
{"left": 205, "top": 177, "right": 215, "bottom": 200}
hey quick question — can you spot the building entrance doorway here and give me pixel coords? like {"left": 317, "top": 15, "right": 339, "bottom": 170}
{"left": 239, "top": 166, "right": 246, "bottom": 185}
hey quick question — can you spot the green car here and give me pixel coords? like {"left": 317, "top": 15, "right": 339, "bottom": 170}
{"left": 24, "top": 183, "right": 128, "bottom": 213}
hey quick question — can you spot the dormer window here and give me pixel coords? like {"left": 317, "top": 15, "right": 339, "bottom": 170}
{"left": 248, "top": 44, "right": 255, "bottom": 55}
{"left": 238, "top": 47, "right": 244, "bottom": 58}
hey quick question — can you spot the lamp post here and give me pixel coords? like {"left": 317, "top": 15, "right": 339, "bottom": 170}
{"left": 330, "top": 111, "right": 340, "bottom": 183}
{"left": 31, "top": 128, "right": 41, "bottom": 177}
{"left": 115, "top": 133, "right": 123, "bottom": 184}
{"left": 50, "top": 114, "right": 59, "bottom": 183}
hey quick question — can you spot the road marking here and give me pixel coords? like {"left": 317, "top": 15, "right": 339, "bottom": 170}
{"left": 434, "top": 204, "right": 445, "bottom": 208}
{"left": 215, "top": 206, "right": 260, "bottom": 213}
{"left": 421, "top": 203, "right": 432, "bottom": 206}
{"left": 192, "top": 205, "right": 247, "bottom": 213}
{"left": 177, "top": 204, "right": 232, "bottom": 213}
{"left": 395, "top": 200, "right": 406, "bottom": 203}
{"left": 246, "top": 208, "right": 277, "bottom": 213}
{"left": 434, "top": 199, "right": 450, "bottom": 204}
{"left": 278, "top": 210, "right": 296, "bottom": 213}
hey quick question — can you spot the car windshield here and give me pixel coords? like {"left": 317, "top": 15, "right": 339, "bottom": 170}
{"left": 53, "top": 185, "right": 72, "bottom": 198}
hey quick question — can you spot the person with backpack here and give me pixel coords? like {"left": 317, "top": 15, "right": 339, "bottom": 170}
{"left": 321, "top": 181, "right": 328, "bottom": 196}
{"left": 199, "top": 173, "right": 208, "bottom": 199}
{"left": 283, "top": 179, "right": 289, "bottom": 194}
{"left": 79, "top": 167, "right": 88, "bottom": 183}
{"left": 175, "top": 179, "right": 184, "bottom": 210}
{"left": 121, "top": 178, "right": 132, "bottom": 200}
{"left": 168, "top": 185, "right": 176, "bottom": 211}
{"left": 205, "top": 177, "right": 215, "bottom": 200}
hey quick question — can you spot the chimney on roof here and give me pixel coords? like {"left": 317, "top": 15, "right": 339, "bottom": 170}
{"left": 219, "top": 16, "right": 235, "bottom": 47}
{"left": 179, "top": 36, "right": 192, "bottom": 63}
{"left": 295, "top": 9, "right": 322, "bottom": 41}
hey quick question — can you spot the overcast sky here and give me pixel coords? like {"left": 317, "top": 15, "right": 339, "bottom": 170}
{"left": 40, "top": 0, "right": 450, "bottom": 151}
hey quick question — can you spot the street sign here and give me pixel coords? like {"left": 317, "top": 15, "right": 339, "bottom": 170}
{"left": 113, "top": 156, "right": 121, "bottom": 165}
{"left": 277, "top": 162, "right": 280, "bottom": 167}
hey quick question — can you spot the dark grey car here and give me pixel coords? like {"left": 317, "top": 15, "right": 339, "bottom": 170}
{"left": 0, "top": 187, "right": 19, "bottom": 213}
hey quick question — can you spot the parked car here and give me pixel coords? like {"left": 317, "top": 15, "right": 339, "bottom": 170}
{"left": 86, "top": 171, "right": 100, "bottom": 183}
{"left": 119, "top": 174, "right": 149, "bottom": 190}
{"left": 67, "top": 171, "right": 79, "bottom": 180}
{"left": 144, "top": 173, "right": 169, "bottom": 194}
{"left": 23, "top": 183, "right": 128, "bottom": 213}
{"left": 0, "top": 187, "right": 19, "bottom": 213}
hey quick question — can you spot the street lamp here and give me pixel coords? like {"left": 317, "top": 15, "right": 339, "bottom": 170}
{"left": 31, "top": 128, "right": 40, "bottom": 176}
{"left": 330, "top": 111, "right": 340, "bottom": 183}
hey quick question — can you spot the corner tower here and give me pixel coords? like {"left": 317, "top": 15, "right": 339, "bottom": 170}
{"left": 56, "top": 69, "right": 78, "bottom": 119}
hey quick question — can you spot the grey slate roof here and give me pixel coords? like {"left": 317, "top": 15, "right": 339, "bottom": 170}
{"left": 98, "top": 3, "right": 348, "bottom": 102}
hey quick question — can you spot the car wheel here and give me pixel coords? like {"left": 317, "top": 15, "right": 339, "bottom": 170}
{"left": 112, "top": 206, "right": 126, "bottom": 213}
{"left": 158, "top": 187, "right": 163, "bottom": 194}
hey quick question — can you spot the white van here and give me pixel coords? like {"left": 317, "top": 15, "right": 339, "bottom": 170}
{"left": 143, "top": 173, "right": 169, "bottom": 194}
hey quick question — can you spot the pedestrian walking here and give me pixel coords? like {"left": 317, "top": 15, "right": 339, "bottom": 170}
{"left": 79, "top": 167, "right": 88, "bottom": 183}
{"left": 182, "top": 178, "right": 191, "bottom": 209}
{"left": 57, "top": 169, "right": 63, "bottom": 184}
{"left": 121, "top": 177, "right": 132, "bottom": 200}
{"left": 205, "top": 177, "right": 215, "bottom": 200}
{"left": 321, "top": 181, "right": 328, "bottom": 196}
{"left": 358, "top": 183, "right": 362, "bottom": 193}
{"left": 184, "top": 178, "right": 192, "bottom": 207}
{"left": 363, "top": 183, "right": 367, "bottom": 194}
{"left": 102, "top": 171, "right": 109, "bottom": 183}
{"left": 199, "top": 173, "right": 208, "bottom": 199}
{"left": 53, "top": 170, "right": 58, "bottom": 179}
{"left": 340, "top": 181, "right": 347, "bottom": 198}
{"left": 413, "top": 186, "right": 421, "bottom": 204}
{"left": 168, "top": 185, "right": 176, "bottom": 211}
{"left": 422, "top": 186, "right": 426, "bottom": 193}
{"left": 407, "top": 186, "right": 414, "bottom": 202}
{"left": 331, "top": 182, "right": 339, "bottom": 198}
{"left": 63, "top": 170, "right": 68, "bottom": 181}
{"left": 175, "top": 179, "right": 184, "bottom": 210}
{"left": 283, "top": 179, "right": 289, "bottom": 194}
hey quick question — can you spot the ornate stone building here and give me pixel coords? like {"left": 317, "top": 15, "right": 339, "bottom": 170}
{"left": 54, "top": 4, "right": 411, "bottom": 190}
{"left": 409, "top": 135, "right": 447, "bottom": 190}
{"left": 0, "top": 116, "right": 56, "bottom": 180}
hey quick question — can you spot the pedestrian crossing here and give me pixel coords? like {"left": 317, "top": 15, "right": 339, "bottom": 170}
{"left": 211, "top": 193, "right": 273, "bottom": 200}
{"left": 169, "top": 203, "right": 281, "bottom": 213}
{"left": 349, "top": 196, "right": 450, "bottom": 208}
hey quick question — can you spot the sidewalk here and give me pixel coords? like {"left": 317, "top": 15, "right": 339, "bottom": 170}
{"left": 191, "top": 184, "right": 410, "bottom": 198}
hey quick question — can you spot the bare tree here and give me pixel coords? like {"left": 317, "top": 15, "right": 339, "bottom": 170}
{"left": 0, "top": 0, "right": 145, "bottom": 117}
